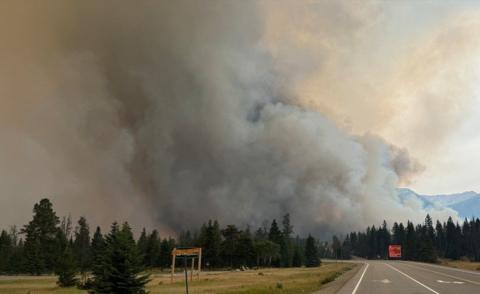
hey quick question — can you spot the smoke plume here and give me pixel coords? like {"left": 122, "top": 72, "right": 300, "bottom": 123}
{"left": 1, "top": 0, "right": 473, "bottom": 236}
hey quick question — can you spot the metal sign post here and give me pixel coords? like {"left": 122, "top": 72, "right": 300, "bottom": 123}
{"left": 183, "top": 256, "right": 189, "bottom": 294}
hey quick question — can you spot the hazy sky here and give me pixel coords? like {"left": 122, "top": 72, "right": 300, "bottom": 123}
{"left": 387, "top": 1, "right": 480, "bottom": 195}
{"left": 385, "top": 2, "right": 480, "bottom": 195}
{"left": 287, "top": 0, "right": 480, "bottom": 195}
{"left": 1, "top": 1, "right": 480, "bottom": 234}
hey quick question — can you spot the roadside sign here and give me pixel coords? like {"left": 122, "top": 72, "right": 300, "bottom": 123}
{"left": 388, "top": 245, "right": 401, "bottom": 259}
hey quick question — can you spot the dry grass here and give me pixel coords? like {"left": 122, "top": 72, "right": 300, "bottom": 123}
{"left": 149, "top": 263, "right": 355, "bottom": 294}
{"left": 439, "top": 259, "right": 480, "bottom": 272}
{"left": 0, "top": 263, "right": 355, "bottom": 294}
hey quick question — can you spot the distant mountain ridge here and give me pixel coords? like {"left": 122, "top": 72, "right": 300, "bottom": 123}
{"left": 397, "top": 188, "right": 480, "bottom": 218}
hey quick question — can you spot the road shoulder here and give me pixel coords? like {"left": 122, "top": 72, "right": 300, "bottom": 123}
{"left": 314, "top": 263, "right": 362, "bottom": 294}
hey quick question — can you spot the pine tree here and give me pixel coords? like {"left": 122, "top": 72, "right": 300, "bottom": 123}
{"left": 417, "top": 215, "right": 437, "bottom": 263}
{"left": 55, "top": 246, "right": 78, "bottom": 287}
{"left": 198, "top": 220, "right": 221, "bottom": 268}
{"left": 304, "top": 235, "right": 320, "bottom": 267}
{"left": 90, "top": 226, "right": 105, "bottom": 289}
{"left": 22, "top": 198, "right": 60, "bottom": 274}
{"left": 159, "top": 238, "right": 175, "bottom": 270}
{"left": 73, "top": 217, "right": 91, "bottom": 283}
{"left": 0, "top": 230, "right": 12, "bottom": 273}
{"left": 378, "top": 221, "right": 391, "bottom": 259}
{"left": 281, "top": 214, "right": 293, "bottom": 267}
{"left": 292, "top": 245, "right": 303, "bottom": 267}
{"left": 91, "top": 227, "right": 105, "bottom": 260}
{"left": 92, "top": 222, "right": 150, "bottom": 293}
{"left": 404, "top": 221, "right": 417, "bottom": 260}
{"left": 342, "top": 235, "right": 352, "bottom": 259}
{"left": 236, "top": 231, "right": 255, "bottom": 267}
{"left": 268, "top": 220, "right": 283, "bottom": 267}
{"left": 145, "top": 230, "right": 161, "bottom": 267}
{"left": 221, "top": 225, "right": 240, "bottom": 267}
{"left": 445, "top": 217, "right": 459, "bottom": 259}
{"left": 137, "top": 228, "right": 148, "bottom": 265}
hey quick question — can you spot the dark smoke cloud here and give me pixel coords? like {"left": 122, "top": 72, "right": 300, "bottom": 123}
{"left": 0, "top": 1, "right": 456, "bottom": 236}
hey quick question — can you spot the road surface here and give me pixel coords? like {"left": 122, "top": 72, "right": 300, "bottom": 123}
{"left": 334, "top": 260, "right": 480, "bottom": 294}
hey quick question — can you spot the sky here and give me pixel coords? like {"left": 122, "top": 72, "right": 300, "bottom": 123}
{"left": 387, "top": 2, "right": 480, "bottom": 195}
{"left": 284, "top": 0, "right": 480, "bottom": 195}
{"left": 1, "top": 1, "right": 480, "bottom": 235}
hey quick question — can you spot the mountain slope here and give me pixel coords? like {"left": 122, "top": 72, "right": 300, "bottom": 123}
{"left": 397, "top": 188, "right": 480, "bottom": 219}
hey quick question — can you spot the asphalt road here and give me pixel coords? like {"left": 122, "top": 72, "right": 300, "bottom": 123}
{"left": 335, "top": 260, "right": 480, "bottom": 294}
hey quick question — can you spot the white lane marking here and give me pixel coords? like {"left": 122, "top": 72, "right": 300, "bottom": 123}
{"left": 437, "top": 279, "right": 464, "bottom": 284}
{"left": 385, "top": 263, "right": 439, "bottom": 294}
{"left": 372, "top": 279, "right": 391, "bottom": 284}
{"left": 406, "top": 261, "right": 480, "bottom": 276}
{"left": 351, "top": 263, "right": 369, "bottom": 294}
{"left": 401, "top": 262, "right": 480, "bottom": 285}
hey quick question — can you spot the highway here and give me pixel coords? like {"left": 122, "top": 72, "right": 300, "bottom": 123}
{"left": 335, "top": 260, "right": 480, "bottom": 294}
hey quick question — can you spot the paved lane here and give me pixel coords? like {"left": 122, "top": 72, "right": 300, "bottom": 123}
{"left": 334, "top": 260, "right": 480, "bottom": 294}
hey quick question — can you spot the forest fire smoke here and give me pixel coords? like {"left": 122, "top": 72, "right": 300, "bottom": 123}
{"left": 2, "top": 1, "right": 476, "bottom": 236}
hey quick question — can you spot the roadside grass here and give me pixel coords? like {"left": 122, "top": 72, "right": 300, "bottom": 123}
{"left": 149, "top": 262, "right": 356, "bottom": 294}
{"left": 0, "top": 262, "right": 356, "bottom": 293}
{"left": 438, "top": 259, "right": 480, "bottom": 271}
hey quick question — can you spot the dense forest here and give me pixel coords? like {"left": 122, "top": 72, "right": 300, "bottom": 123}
{"left": 340, "top": 214, "right": 480, "bottom": 263}
{"left": 0, "top": 198, "right": 321, "bottom": 290}
{"left": 2, "top": 198, "right": 479, "bottom": 291}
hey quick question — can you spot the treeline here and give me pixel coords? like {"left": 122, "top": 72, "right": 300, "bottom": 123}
{"left": 340, "top": 214, "right": 480, "bottom": 263}
{"left": 0, "top": 199, "right": 149, "bottom": 292}
{"left": 0, "top": 198, "right": 322, "bottom": 290}
{"left": 176, "top": 216, "right": 319, "bottom": 268}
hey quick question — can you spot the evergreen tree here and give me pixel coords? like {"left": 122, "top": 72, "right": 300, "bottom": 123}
{"left": 137, "top": 228, "right": 148, "bottom": 265}
{"left": 378, "top": 221, "right": 391, "bottom": 259}
{"left": 292, "top": 245, "right": 303, "bottom": 267}
{"left": 0, "top": 230, "right": 12, "bottom": 273}
{"left": 221, "top": 225, "right": 240, "bottom": 267}
{"left": 341, "top": 235, "right": 352, "bottom": 259}
{"left": 236, "top": 231, "right": 255, "bottom": 267}
{"left": 304, "top": 235, "right": 320, "bottom": 267}
{"left": 366, "top": 226, "right": 378, "bottom": 259}
{"left": 9, "top": 238, "right": 26, "bottom": 274}
{"left": 268, "top": 219, "right": 283, "bottom": 267}
{"left": 91, "top": 227, "right": 105, "bottom": 261}
{"left": 435, "top": 220, "right": 445, "bottom": 257}
{"left": 445, "top": 217, "right": 459, "bottom": 259}
{"left": 92, "top": 222, "right": 150, "bottom": 293}
{"left": 417, "top": 215, "right": 437, "bottom": 263}
{"left": 404, "top": 222, "right": 417, "bottom": 260}
{"left": 159, "top": 238, "right": 175, "bottom": 270}
{"left": 73, "top": 217, "right": 91, "bottom": 283}
{"left": 145, "top": 230, "right": 161, "bottom": 267}
{"left": 22, "top": 198, "right": 60, "bottom": 274}
{"left": 281, "top": 214, "right": 293, "bottom": 267}
{"left": 90, "top": 226, "right": 105, "bottom": 289}
{"left": 55, "top": 247, "right": 78, "bottom": 287}
{"left": 198, "top": 220, "right": 221, "bottom": 268}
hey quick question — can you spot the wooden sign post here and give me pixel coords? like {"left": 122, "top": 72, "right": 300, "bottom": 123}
{"left": 171, "top": 247, "right": 202, "bottom": 283}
